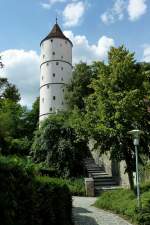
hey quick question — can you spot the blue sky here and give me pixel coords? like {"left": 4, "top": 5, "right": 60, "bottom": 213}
{"left": 0, "top": 0, "right": 150, "bottom": 107}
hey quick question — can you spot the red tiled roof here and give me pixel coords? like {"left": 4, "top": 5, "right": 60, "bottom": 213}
{"left": 40, "top": 23, "right": 73, "bottom": 46}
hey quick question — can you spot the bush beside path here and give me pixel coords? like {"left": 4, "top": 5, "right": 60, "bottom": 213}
{"left": 73, "top": 197, "right": 132, "bottom": 225}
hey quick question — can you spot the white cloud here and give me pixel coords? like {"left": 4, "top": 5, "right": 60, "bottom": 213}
{"left": 64, "top": 31, "right": 115, "bottom": 63}
{"left": 101, "top": 0, "right": 126, "bottom": 24}
{"left": 127, "top": 0, "right": 147, "bottom": 21}
{"left": 41, "top": 0, "right": 66, "bottom": 9}
{"left": 101, "top": 0, "right": 147, "bottom": 24}
{"left": 63, "top": 1, "right": 86, "bottom": 27}
{"left": 143, "top": 45, "right": 150, "bottom": 62}
{"left": 1, "top": 49, "right": 40, "bottom": 107}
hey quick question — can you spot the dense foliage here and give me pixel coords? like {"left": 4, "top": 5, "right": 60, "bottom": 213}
{"left": 31, "top": 114, "right": 89, "bottom": 177}
{"left": 95, "top": 183, "right": 150, "bottom": 225}
{"left": 66, "top": 62, "right": 102, "bottom": 111}
{"left": 0, "top": 155, "right": 73, "bottom": 225}
{"left": 67, "top": 47, "right": 150, "bottom": 189}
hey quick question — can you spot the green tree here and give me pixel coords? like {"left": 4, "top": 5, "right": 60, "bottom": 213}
{"left": 3, "top": 83, "right": 20, "bottom": 102}
{"left": 0, "top": 99, "right": 23, "bottom": 152}
{"left": 83, "top": 46, "right": 150, "bottom": 189}
{"left": 19, "top": 97, "right": 39, "bottom": 139}
{"left": 31, "top": 114, "right": 88, "bottom": 177}
{"left": 66, "top": 62, "right": 101, "bottom": 110}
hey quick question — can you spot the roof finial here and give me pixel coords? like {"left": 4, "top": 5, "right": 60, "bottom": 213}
{"left": 56, "top": 15, "right": 58, "bottom": 24}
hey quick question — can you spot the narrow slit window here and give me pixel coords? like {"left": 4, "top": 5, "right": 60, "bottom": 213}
{"left": 52, "top": 52, "right": 55, "bottom": 55}
{"left": 43, "top": 55, "right": 45, "bottom": 59}
{"left": 42, "top": 98, "right": 44, "bottom": 103}
{"left": 51, "top": 39, "right": 53, "bottom": 43}
{"left": 50, "top": 107, "right": 52, "bottom": 111}
{"left": 46, "top": 62, "right": 49, "bottom": 66}
{"left": 62, "top": 89, "right": 64, "bottom": 92}
{"left": 56, "top": 62, "right": 59, "bottom": 65}
{"left": 53, "top": 73, "right": 55, "bottom": 77}
{"left": 61, "top": 56, "right": 63, "bottom": 59}
{"left": 62, "top": 101, "right": 64, "bottom": 105}
{"left": 42, "top": 76, "right": 44, "bottom": 80}
{"left": 61, "top": 77, "right": 63, "bottom": 81}
{"left": 53, "top": 96, "right": 56, "bottom": 100}
{"left": 47, "top": 84, "right": 49, "bottom": 88}
{"left": 61, "top": 67, "right": 63, "bottom": 71}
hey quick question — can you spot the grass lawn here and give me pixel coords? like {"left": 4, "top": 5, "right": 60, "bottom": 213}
{"left": 94, "top": 182, "right": 150, "bottom": 225}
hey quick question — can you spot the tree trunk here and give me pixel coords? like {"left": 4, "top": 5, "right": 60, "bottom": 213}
{"left": 124, "top": 151, "right": 134, "bottom": 190}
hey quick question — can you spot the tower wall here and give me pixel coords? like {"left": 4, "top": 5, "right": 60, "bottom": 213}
{"left": 40, "top": 37, "right": 72, "bottom": 122}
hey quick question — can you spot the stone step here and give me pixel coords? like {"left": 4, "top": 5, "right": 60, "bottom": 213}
{"left": 95, "top": 186, "right": 121, "bottom": 196}
{"left": 94, "top": 178, "right": 116, "bottom": 183}
{"left": 87, "top": 169, "right": 104, "bottom": 172}
{"left": 92, "top": 174, "right": 110, "bottom": 178}
{"left": 94, "top": 181, "right": 117, "bottom": 186}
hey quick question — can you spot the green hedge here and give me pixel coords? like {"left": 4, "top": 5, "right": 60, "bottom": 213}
{"left": 94, "top": 186, "right": 150, "bottom": 225}
{"left": 0, "top": 156, "right": 73, "bottom": 225}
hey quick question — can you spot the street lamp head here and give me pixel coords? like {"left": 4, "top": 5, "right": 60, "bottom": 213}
{"left": 128, "top": 129, "right": 143, "bottom": 146}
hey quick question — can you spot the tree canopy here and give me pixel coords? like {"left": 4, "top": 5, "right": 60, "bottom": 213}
{"left": 67, "top": 46, "right": 150, "bottom": 189}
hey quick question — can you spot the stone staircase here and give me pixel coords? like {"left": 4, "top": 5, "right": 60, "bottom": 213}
{"left": 84, "top": 158, "right": 120, "bottom": 196}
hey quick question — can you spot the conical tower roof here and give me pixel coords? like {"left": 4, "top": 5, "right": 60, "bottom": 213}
{"left": 40, "top": 23, "right": 73, "bottom": 46}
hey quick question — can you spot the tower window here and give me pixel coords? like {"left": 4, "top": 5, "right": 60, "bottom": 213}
{"left": 62, "top": 101, "right": 64, "bottom": 105}
{"left": 53, "top": 96, "right": 56, "bottom": 100}
{"left": 53, "top": 73, "right": 55, "bottom": 77}
{"left": 52, "top": 51, "right": 55, "bottom": 55}
{"left": 56, "top": 62, "right": 59, "bottom": 65}
{"left": 61, "top": 67, "right": 63, "bottom": 71}
{"left": 61, "top": 56, "right": 63, "bottom": 59}
{"left": 47, "top": 84, "right": 49, "bottom": 88}
{"left": 42, "top": 98, "right": 44, "bottom": 103}
{"left": 42, "top": 76, "right": 44, "bottom": 80}
{"left": 61, "top": 77, "right": 63, "bottom": 81}
{"left": 62, "top": 89, "right": 64, "bottom": 92}
{"left": 50, "top": 107, "right": 52, "bottom": 111}
{"left": 51, "top": 39, "right": 53, "bottom": 43}
{"left": 46, "top": 62, "right": 49, "bottom": 66}
{"left": 43, "top": 55, "right": 45, "bottom": 59}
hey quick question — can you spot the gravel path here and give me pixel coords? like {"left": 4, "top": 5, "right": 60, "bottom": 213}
{"left": 73, "top": 197, "right": 132, "bottom": 225}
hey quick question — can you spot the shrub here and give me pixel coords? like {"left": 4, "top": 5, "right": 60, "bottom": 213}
{"left": 0, "top": 155, "right": 73, "bottom": 225}
{"left": 62, "top": 178, "right": 85, "bottom": 196}
{"left": 31, "top": 115, "right": 88, "bottom": 177}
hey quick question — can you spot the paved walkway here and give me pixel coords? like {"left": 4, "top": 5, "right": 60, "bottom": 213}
{"left": 73, "top": 197, "right": 132, "bottom": 225}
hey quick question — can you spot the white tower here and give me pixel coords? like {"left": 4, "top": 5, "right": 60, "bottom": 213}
{"left": 39, "top": 21, "right": 73, "bottom": 122}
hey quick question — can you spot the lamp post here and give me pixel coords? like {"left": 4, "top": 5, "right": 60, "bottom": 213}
{"left": 128, "top": 129, "right": 143, "bottom": 208}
